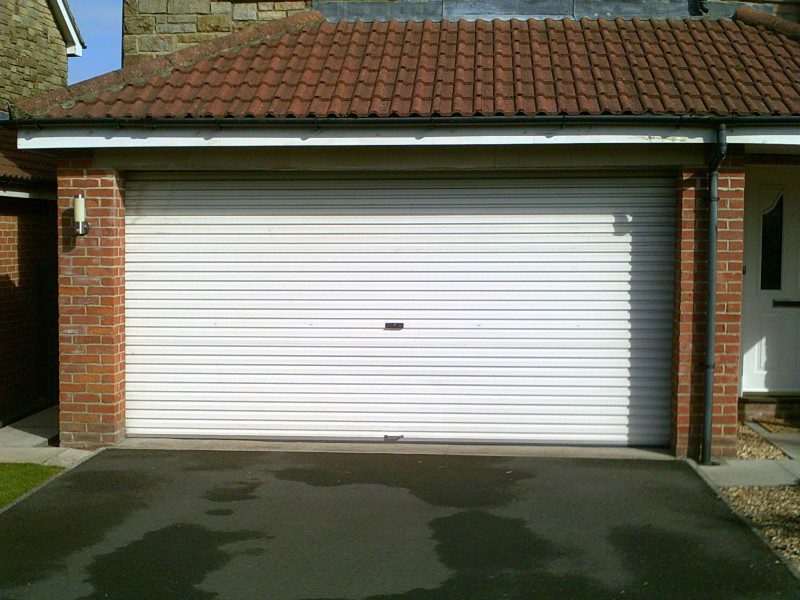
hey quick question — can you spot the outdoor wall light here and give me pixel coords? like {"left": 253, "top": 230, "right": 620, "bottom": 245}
{"left": 73, "top": 194, "right": 90, "bottom": 236}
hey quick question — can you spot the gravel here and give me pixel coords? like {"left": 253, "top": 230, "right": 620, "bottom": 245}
{"left": 737, "top": 422, "right": 788, "bottom": 460}
{"left": 721, "top": 485, "right": 800, "bottom": 573}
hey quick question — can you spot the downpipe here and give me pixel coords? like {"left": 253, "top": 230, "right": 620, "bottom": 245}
{"left": 701, "top": 123, "right": 728, "bottom": 466}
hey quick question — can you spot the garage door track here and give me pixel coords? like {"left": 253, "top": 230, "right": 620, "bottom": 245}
{"left": 0, "top": 450, "right": 797, "bottom": 598}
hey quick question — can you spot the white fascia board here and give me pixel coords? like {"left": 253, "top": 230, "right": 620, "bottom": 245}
{"left": 49, "top": 0, "right": 84, "bottom": 57}
{"left": 16, "top": 124, "right": 800, "bottom": 150}
{"left": 723, "top": 126, "right": 800, "bottom": 146}
{"left": 17, "top": 125, "right": 713, "bottom": 149}
{"left": 0, "top": 188, "right": 56, "bottom": 200}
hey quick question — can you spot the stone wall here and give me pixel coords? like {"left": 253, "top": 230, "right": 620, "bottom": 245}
{"left": 0, "top": 0, "right": 69, "bottom": 107}
{"left": 123, "top": 0, "right": 799, "bottom": 64}
{"left": 123, "top": 0, "right": 312, "bottom": 66}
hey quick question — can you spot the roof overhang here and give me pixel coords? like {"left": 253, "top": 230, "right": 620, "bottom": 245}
{"left": 48, "top": 0, "right": 85, "bottom": 57}
{"left": 15, "top": 117, "right": 800, "bottom": 150}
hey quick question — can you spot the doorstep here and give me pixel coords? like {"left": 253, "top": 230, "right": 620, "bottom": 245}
{"left": 0, "top": 407, "right": 95, "bottom": 468}
{"left": 739, "top": 395, "right": 800, "bottom": 421}
{"left": 0, "top": 406, "right": 58, "bottom": 448}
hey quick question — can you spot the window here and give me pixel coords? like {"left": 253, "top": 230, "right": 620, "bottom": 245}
{"left": 761, "top": 195, "right": 783, "bottom": 290}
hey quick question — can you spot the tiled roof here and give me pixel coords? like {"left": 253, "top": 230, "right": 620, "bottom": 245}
{"left": 16, "top": 9, "right": 800, "bottom": 120}
{"left": 0, "top": 128, "right": 55, "bottom": 183}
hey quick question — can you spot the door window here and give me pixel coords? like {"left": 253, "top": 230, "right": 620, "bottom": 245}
{"left": 761, "top": 195, "right": 783, "bottom": 291}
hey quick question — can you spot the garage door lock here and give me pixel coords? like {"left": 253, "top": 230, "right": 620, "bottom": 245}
{"left": 385, "top": 322, "right": 404, "bottom": 330}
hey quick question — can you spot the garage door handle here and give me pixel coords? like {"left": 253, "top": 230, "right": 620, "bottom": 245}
{"left": 773, "top": 300, "right": 800, "bottom": 308}
{"left": 385, "top": 322, "right": 404, "bottom": 330}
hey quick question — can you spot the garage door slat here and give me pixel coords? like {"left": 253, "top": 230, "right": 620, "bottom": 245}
{"left": 125, "top": 177, "right": 674, "bottom": 445}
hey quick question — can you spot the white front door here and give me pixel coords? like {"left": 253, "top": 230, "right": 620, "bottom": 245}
{"left": 742, "top": 174, "right": 800, "bottom": 393}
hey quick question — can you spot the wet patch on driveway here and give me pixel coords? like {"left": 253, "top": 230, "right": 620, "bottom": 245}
{"left": 0, "top": 467, "right": 161, "bottom": 588}
{"left": 272, "top": 453, "right": 534, "bottom": 508}
{"left": 80, "top": 524, "right": 268, "bottom": 600}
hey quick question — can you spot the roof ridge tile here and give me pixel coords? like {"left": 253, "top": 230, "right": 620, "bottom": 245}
{"left": 734, "top": 7, "right": 800, "bottom": 42}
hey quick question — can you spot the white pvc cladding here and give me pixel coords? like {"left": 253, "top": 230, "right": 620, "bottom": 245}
{"left": 125, "top": 176, "right": 676, "bottom": 445}
{"left": 16, "top": 122, "right": 800, "bottom": 149}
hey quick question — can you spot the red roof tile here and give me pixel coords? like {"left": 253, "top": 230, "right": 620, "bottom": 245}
{"left": 15, "top": 10, "right": 800, "bottom": 121}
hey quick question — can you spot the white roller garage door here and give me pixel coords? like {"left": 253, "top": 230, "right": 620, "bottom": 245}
{"left": 125, "top": 176, "right": 675, "bottom": 445}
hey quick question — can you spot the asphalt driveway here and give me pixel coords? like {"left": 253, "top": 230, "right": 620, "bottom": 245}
{"left": 0, "top": 450, "right": 797, "bottom": 599}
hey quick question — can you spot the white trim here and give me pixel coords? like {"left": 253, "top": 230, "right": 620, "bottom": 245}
{"left": 0, "top": 188, "right": 56, "bottom": 200}
{"left": 17, "top": 124, "right": 800, "bottom": 150}
{"left": 16, "top": 125, "right": 709, "bottom": 149}
{"left": 48, "top": 0, "right": 84, "bottom": 57}
{"left": 726, "top": 126, "right": 800, "bottom": 146}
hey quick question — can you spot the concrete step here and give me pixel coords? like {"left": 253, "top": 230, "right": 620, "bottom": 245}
{"left": 747, "top": 420, "right": 800, "bottom": 461}
{"left": 698, "top": 459, "right": 800, "bottom": 487}
{"left": 0, "top": 407, "right": 59, "bottom": 448}
{"left": 0, "top": 447, "right": 94, "bottom": 469}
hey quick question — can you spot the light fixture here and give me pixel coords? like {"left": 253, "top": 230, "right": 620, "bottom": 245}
{"left": 73, "top": 194, "right": 90, "bottom": 236}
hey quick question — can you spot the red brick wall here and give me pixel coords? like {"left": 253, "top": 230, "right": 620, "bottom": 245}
{"left": 0, "top": 198, "right": 57, "bottom": 425}
{"left": 740, "top": 398, "right": 800, "bottom": 422}
{"left": 51, "top": 156, "right": 747, "bottom": 454}
{"left": 672, "top": 161, "right": 745, "bottom": 459}
{"left": 57, "top": 160, "right": 125, "bottom": 448}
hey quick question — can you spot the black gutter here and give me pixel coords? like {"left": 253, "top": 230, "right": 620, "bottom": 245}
{"left": 10, "top": 114, "right": 800, "bottom": 128}
{"left": 701, "top": 123, "right": 728, "bottom": 466}
{"left": 10, "top": 111, "right": 797, "bottom": 462}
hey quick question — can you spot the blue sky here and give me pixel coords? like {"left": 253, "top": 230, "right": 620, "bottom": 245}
{"left": 67, "top": 0, "right": 123, "bottom": 84}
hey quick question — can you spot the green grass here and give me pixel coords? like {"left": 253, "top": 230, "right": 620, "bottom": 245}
{"left": 0, "top": 463, "right": 64, "bottom": 507}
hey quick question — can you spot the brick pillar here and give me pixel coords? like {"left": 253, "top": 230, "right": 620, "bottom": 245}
{"left": 57, "top": 159, "right": 125, "bottom": 448}
{"left": 672, "top": 160, "right": 745, "bottom": 460}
